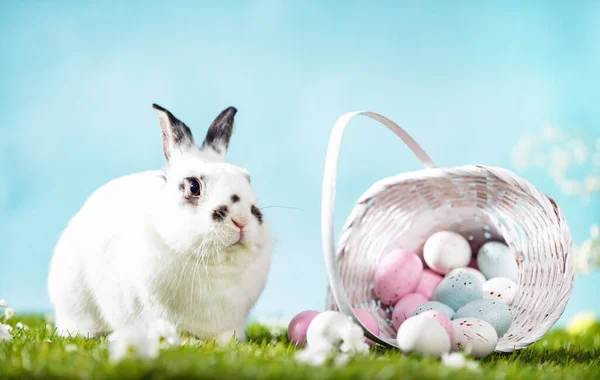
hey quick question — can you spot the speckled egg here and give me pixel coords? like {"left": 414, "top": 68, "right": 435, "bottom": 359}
{"left": 353, "top": 308, "right": 380, "bottom": 346}
{"left": 414, "top": 301, "right": 455, "bottom": 320}
{"left": 374, "top": 248, "right": 424, "bottom": 305}
{"left": 423, "top": 231, "right": 472, "bottom": 274}
{"left": 452, "top": 317, "right": 498, "bottom": 358}
{"left": 396, "top": 315, "right": 451, "bottom": 357}
{"left": 433, "top": 272, "right": 483, "bottom": 311}
{"left": 455, "top": 298, "right": 513, "bottom": 337}
{"left": 482, "top": 277, "right": 518, "bottom": 305}
{"left": 288, "top": 310, "right": 320, "bottom": 346}
{"left": 415, "top": 269, "right": 443, "bottom": 300}
{"left": 445, "top": 267, "right": 487, "bottom": 285}
{"left": 477, "top": 242, "right": 518, "bottom": 282}
{"left": 392, "top": 293, "right": 428, "bottom": 330}
{"left": 419, "top": 310, "right": 455, "bottom": 346}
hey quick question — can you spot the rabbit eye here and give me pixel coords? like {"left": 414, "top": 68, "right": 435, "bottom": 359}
{"left": 186, "top": 178, "right": 203, "bottom": 197}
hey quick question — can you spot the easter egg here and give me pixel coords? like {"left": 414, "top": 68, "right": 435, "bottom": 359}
{"left": 455, "top": 298, "right": 513, "bottom": 337}
{"left": 419, "top": 310, "right": 455, "bottom": 346}
{"left": 446, "top": 267, "right": 487, "bottom": 285}
{"left": 415, "top": 269, "right": 443, "bottom": 300}
{"left": 477, "top": 242, "right": 518, "bottom": 282}
{"left": 374, "top": 248, "right": 423, "bottom": 305}
{"left": 482, "top": 277, "right": 518, "bottom": 305}
{"left": 288, "top": 310, "right": 319, "bottom": 345}
{"left": 433, "top": 272, "right": 483, "bottom": 311}
{"left": 353, "top": 308, "right": 380, "bottom": 345}
{"left": 392, "top": 293, "right": 428, "bottom": 330}
{"left": 452, "top": 317, "right": 498, "bottom": 358}
{"left": 396, "top": 315, "right": 451, "bottom": 357}
{"left": 414, "top": 301, "right": 455, "bottom": 320}
{"left": 423, "top": 231, "right": 472, "bottom": 274}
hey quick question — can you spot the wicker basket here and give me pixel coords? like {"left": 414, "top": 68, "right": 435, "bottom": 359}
{"left": 322, "top": 111, "right": 575, "bottom": 352}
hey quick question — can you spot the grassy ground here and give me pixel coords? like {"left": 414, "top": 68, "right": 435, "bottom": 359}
{"left": 0, "top": 314, "right": 599, "bottom": 380}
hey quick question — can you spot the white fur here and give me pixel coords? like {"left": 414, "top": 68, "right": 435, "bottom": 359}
{"left": 48, "top": 112, "right": 272, "bottom": 341}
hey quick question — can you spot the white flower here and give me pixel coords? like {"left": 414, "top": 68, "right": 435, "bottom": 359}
{"left": 566, "top": 137, "right": 588, "bottom": 165}
{"left": 442, "top": 352, "right": 479, "bottom": 371}
{"left": 550, "top": 147, "right": 572, "bottom": 180}
{"left": 4, "top": 308, "right": 15, "bottom": 320}
{"left": 542, "top": 125, "right": 564, "bottom": 142}
{"left": 295, "top": 346, "right": 332, "bottom": 366}
{"left": 559, "top": 179, "right": 583, "bottom": 196}
{"left": 0, "top": 323, "right": 12, "bottom": 341}
{"left": 574, "top": 239, "right": 594, "bottom": 274}
{"left": 294, "top": 311, "right": 369, "bottom": 367}
{"left": 64, "top": 344, "right": 78, "bottom": 352}
{"left": 0, "top": 299, "right": 7, "bottom": 308}
{"left": 510, "top": 135, "right": 537, "bottom": 171}
{"left": 108, "top": 326, "right": 159, "bottom": 362}
{"left": 591, "top": 224, "right": 599, "bottom": 239}
{"left": 15, "top": 322, "right": 28, "bottom": 330}
{"left": 584, "top": 175, "right": 600, "bottom": 194}
{"left": 148, "top": 319, "right": 179, "bottom": 346}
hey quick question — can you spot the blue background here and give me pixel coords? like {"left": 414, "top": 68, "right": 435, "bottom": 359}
{"left": 1, "top": 1, "right": 599, "bottom": 325}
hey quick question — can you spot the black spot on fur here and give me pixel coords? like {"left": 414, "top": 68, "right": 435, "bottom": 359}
{"left": 231, "top": 194, "right": 240, "bottom": 203}
{"left": 202, "top": 107, "right": 237, "bottom": 155}
{"left": 251, "top": 205, "right": 263, "bottom": 224}
{"left": 212, "top": 205, "right": 229, "bottom": 221}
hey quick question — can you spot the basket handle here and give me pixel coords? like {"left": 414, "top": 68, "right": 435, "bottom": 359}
{"left": 321, "top": 111, "right": 436, "bottom": 345}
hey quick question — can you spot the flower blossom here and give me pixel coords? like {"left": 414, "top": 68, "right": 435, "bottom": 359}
{"left": 294, "top": 311, "right": 369, "bottom": 366}
{"left": 441, "top": 352, "right": 479, "bottom": 371}
{"left": 0, "top": 324, "right": 12, "bottom": 341}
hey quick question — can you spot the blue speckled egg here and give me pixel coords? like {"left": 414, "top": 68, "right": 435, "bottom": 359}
{"left": 477, "top": 242, "right": 518, "bottom": 282}
{"left": 455, "top": 298, "right": 513, "bottom": 337}
{"left": 414, "top": 301, "right": 455, "bottom": 320}
{"left": 433, "top": 272, "right": 483, "bottom": 311}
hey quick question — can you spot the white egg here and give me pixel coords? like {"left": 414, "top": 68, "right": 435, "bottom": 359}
{"left": 423, "top": 231, "right": 472, "bottom": 274}
{"left": 482, "top": 277, "right": 518, "bottom": 305}
{"left": 445, "top": 267, "right": 487, "bottom": 284}
{"left": 396, "top": 315, "right": 451, "bottom": 357}
{"left": 451, "top": 317, "right": 498, "bottom": 358}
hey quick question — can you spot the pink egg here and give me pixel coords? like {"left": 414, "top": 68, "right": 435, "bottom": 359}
{"left": 288, "top": 310, "right": 319, "bottom": 346}
{"left": 420, "top": 309, "right": 455, "bottom": 346}
{"left": 353, "top": 308, "right": 380, "bottom": 346}
{"left": 392, "top": 293, "right": 428, "bottom": 330}
{"left": 374, "top": 248, "right": 424, "bottom": 305}
{"left": 415, "top": 269, "right": 443, "bottom": 300}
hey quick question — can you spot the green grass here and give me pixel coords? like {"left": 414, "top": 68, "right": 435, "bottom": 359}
{"left": 1, "top": 314, "right": 599, "bottom": 379}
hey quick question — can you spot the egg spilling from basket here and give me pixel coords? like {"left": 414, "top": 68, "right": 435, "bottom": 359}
{"left": 380, "top": 232, "right": 517, "bottom": 358}
{"left": 321, "top": 111, "right": 574, "bottom": 358}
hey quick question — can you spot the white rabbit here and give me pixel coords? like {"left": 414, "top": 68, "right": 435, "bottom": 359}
{"left": 48, "top": 104, "right": 272, "bottom": 342}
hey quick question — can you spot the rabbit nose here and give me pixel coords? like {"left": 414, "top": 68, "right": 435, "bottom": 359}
{"left": 231, "top": 217, "right": 247, "bottom": 230}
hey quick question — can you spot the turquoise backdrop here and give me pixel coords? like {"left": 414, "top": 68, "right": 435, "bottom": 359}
{"left": 1, "top": 1, "right": 599, "bottom": 325}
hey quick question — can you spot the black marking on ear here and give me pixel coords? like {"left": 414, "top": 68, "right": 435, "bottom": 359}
{"left": 231, "top": 194, "right": 240, "bottom": 203}
{"left": 212, "top": 205, "right": 229, "bottom": 221}
{"left": 153, "top": 103, "right": 195, "bottom": 161}
{"left": 251, "top": 205, "right": 263, "bottom": 225}
{"left": 201, "top": 106, "right": 237, "bottom": 157}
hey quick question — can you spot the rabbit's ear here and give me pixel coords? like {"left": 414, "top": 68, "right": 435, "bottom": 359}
{"left": 152, "top": 104, "right": 196, "bottom": 162}
{"left": 200, "top": 106, "right": 237, "bottom": 160}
